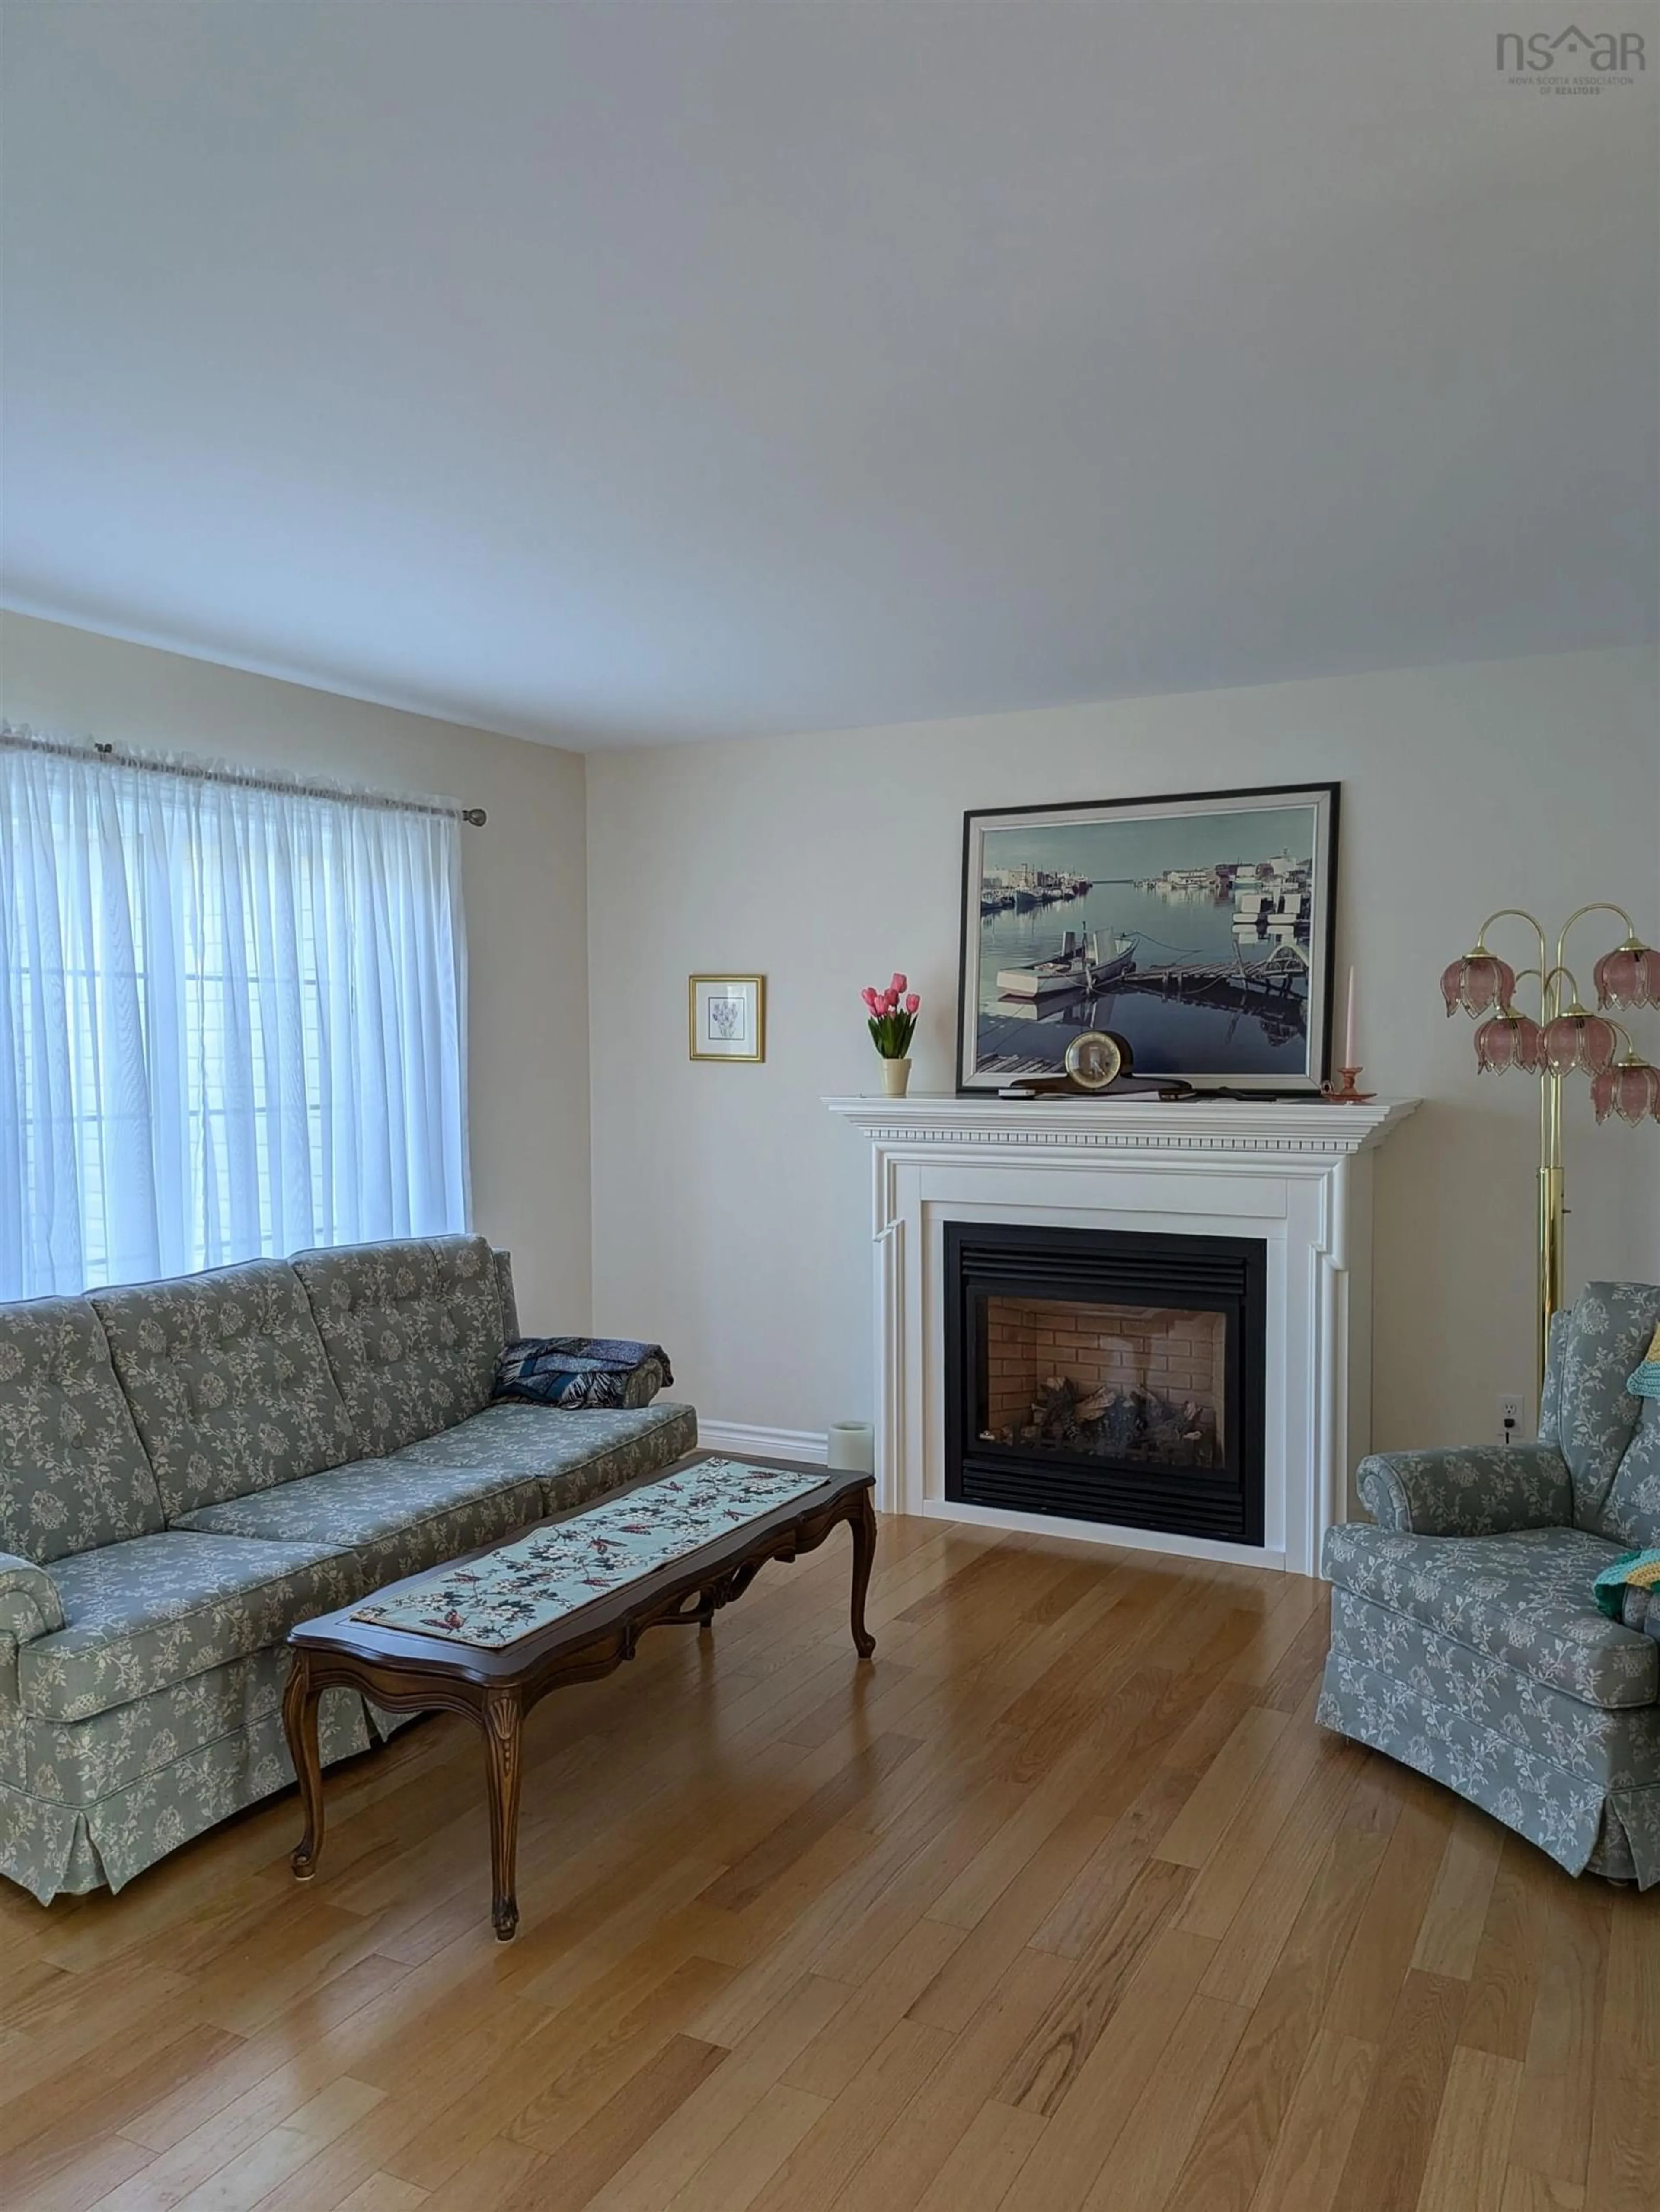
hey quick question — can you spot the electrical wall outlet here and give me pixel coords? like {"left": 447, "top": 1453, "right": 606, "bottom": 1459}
{"left": 1497, "top": 1394, "right": 1529, "bottom": 1447}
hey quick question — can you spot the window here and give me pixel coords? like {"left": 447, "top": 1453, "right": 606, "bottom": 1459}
{"left": 0, "top": 729, "right": 470, "bottom": 1296}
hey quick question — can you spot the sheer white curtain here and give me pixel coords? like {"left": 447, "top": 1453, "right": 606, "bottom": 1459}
{"left": 0, "top": 729, "right": 470, "bottom": 1298}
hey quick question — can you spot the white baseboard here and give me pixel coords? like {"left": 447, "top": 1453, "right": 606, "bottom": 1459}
{"left": 697, "top": 1419, "right": 830, "bottom": 1465}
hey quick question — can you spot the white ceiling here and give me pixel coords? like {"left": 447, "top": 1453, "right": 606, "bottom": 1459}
{"left": 4, "top": 3, "right": 1657, "bottom": 749}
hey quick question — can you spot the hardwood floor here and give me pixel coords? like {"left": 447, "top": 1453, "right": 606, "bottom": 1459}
{"left": 3, "top": 1512, "right": 1657, "bottom": 2212}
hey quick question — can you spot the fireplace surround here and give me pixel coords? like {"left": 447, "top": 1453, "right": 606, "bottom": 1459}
{"left": 827, "top": 1093, "right": 1417, "bottom": 1572}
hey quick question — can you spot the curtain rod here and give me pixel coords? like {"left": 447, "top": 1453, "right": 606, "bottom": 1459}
{"left": 0, "top": 724, "right": 486, "bottom": 826}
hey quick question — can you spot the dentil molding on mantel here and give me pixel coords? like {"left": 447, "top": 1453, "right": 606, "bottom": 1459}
{"left": 823, "top": 1095, "right": 1419, "bottom": 1157}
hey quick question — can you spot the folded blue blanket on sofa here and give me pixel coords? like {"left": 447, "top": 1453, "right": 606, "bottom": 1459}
{"left": 493, "top": 1336, "right": 674, "bottom": 1410}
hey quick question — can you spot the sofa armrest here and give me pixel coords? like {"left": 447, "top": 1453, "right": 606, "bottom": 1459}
{"left": 0, "top": 1551, "right": 66, "bottom": 1653}
{"left": 616, "top": 1357, "right": 668, "bottom": 1409}
{"left": 1356, "top": 1444, "right": 1572, "bottom": 1536}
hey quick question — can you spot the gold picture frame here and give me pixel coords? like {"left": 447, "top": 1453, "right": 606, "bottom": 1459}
{"left": 689, "top": 974, "right": 766, "bottom": 1063}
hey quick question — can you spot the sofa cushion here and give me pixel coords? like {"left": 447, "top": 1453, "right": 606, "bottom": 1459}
{"left": 1323, "top": 1521, "right": 1657, "bottom": 1712}
{"left": 385, "top": 1399, "right": 699, "bottom": 1516}
{"left": 0, "top": 1296, "right": 166, "bottom": 1563}
{"left": 16, "top": 1531, "right": 357, "bottom": 1724}
{"left": 91, "top": 1262, "right": 355, "bottom": 1520}
{"left": 1557, "top": 1281, "right": 1660, "bottom": 1531}
{"left": 175, "top": 1455, "right": 544, "bottom": 1591}
{"left": 291, "top": 1235, "right": 504, "bottom": 1459}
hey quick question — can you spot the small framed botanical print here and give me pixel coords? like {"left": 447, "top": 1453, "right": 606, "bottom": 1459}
{"left": 689, "top": 974, "right": 766, "bottom": 1062}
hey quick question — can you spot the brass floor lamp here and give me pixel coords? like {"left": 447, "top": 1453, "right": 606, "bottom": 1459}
{"left": 1442, "top": 904, "right": 1658, "bottom": 1406}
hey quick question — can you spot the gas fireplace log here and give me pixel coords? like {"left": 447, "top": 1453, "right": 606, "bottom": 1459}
{"left": 1025, "top": 1376, "right": 1219, "bottom": 1470}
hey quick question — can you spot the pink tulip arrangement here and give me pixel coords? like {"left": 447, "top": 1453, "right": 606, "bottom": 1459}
{"left": 861, "top": 973, "right": 921, "bottom": 1060}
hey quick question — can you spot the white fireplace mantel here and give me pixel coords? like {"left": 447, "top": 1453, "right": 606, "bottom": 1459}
{"left": 825, "top": 1092, "right": 1419, "bottom": 1575}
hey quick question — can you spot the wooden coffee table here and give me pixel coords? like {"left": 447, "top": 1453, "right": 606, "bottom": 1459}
{"left": 281, "top": 1454, "right": 876, "bottom": 1939}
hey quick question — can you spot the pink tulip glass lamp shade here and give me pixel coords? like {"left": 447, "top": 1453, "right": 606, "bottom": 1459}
{"left": 1439, "top": 904, "right": 1655, "bottom": 1402}
{"left": 1596, "top": 941, "right": 1660, "bottom": 1011}
{"left": 1442, "top": 950, "right": 1516, "bottom": 1019}
{"left": 1474, "top": 1010, "right": 1543, "bottom": 1075}
{"left": 1541, "top": 1008, "right": 1619, "bottom": 1078}
{"left": 1592, "top": 1057, "right": 1660, "bottom": 1127}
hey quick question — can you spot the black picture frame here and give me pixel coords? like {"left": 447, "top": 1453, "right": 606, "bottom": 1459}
{"left": 956, "top": 782, "right": 1341, "bottom": 1096}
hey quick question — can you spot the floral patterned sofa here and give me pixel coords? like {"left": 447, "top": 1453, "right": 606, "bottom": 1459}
{"left": 1319, "top": 1280, "right": 1660, "bottom": 1886}
{"left": 0, "top": 1235, "right": 695, "bottom": 1905}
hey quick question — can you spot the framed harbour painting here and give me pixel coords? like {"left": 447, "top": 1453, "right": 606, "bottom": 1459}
{"left": 956, "top": 783, "right": 1340, "bottom": 1095}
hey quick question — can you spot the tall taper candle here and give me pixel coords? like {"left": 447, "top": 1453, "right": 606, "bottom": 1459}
{"left": 1344, "top": 966, "right": 1357, "bottom": 1069}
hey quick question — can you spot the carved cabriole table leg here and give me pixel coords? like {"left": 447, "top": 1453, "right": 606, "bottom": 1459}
{"left": 849, "top": 1487, "right": 878, "bottom": 1660}
{"left": 483, "top": 1686, "right": 526, "bottom": 1941}
{"left": 282, "top": 1650, "right": 326, "bottom": 1881}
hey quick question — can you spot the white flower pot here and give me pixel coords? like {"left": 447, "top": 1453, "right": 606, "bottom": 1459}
{"left": 880, "top": 1057, "right": 912, "bottom": 1097}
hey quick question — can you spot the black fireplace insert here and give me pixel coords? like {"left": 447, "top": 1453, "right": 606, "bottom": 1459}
{"left": 943, "top": 1222, "right": 1267, "bottom": 1545}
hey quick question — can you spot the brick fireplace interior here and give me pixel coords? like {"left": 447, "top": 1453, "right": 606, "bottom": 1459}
{"left": 983, "top": 1299, "right": 1228, "bottom": 1468}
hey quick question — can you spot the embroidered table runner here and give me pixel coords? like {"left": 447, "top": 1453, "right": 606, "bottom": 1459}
{"left": 351, "top": 1460, "right": 827, "bottom": 1649}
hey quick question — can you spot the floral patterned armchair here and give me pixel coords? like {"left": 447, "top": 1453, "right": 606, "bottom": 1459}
{"left": 1319, "top": 1280, "right": 1660, "bottom": 1885}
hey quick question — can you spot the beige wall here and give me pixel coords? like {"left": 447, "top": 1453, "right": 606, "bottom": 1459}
{"left": 8, "top": 616, "right": 1655, "bottom": 1450}
{"left": 0, "top": 612, "right": 592, "bottom": 1334}
{"left": 587, "top": 646, "right": 1660, "bottom": 1453}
